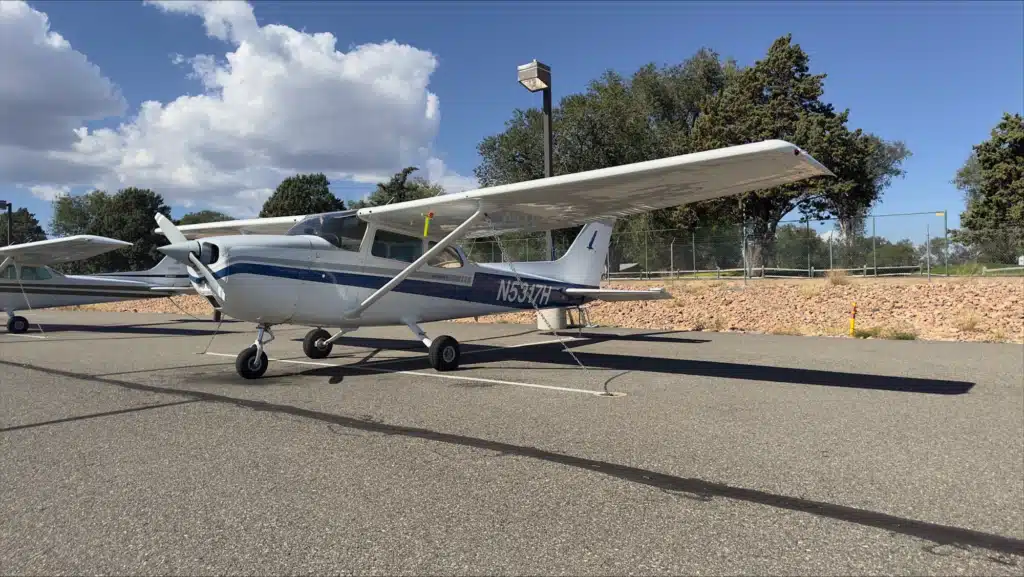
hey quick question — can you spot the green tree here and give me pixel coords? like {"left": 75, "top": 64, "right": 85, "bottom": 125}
{"left": 50, "top": 190, "right": 111, "bottom": 238}
{"left": 49, "top": 188, "right": 171, "bottom": 273}
{"left": 951, "top": 112, "right": 1024, "bottom": 262}
{"left": 874, "top": 238, "right": 919, "bottom": 268}
{"left": 259, "top": 173, "right": 345, "bottom": 218}
{"left": 691, "top": 34, "right": 908, "bottom": 268}
{"left": 953, "top": 151, "right": 983, "bottom": 208}
{"left": 0, "top": 208, "right": 47, "bottom": 246}
{"left": 474, "top": 47, "right": 741, "bottom": 265}
{"left": 348, "top": 166, "right": 443, "bottom": 209}
{"left": 176, "top": 210, "right": 235, "bottom": 225}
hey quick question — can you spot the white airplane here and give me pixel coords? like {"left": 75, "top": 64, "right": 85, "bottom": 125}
{"left": 1, "top": 235, "right": 193, "bottom": 334}
{"left": 153, "top": 140, "right": 834, "bottom": 379}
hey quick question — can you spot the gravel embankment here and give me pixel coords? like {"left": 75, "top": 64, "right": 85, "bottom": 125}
{"left": 54, "top": 276, "right": 1023, "bottom": 343}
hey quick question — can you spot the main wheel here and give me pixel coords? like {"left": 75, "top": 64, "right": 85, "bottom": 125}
{"left": 428, "top": 335, "right": 460, "bottom": 371}
{"left": 236, "top": 345, "right": 269, "bottom": 379}
{"left": 302, "top": 328, "right": 333, "bottom": 359}
{"left": 7, "top": 315, "right": 28, "bottom": 334}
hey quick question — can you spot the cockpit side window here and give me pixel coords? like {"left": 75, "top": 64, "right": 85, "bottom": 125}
{"left": 322, "top": 215, "right": 367, "bottom": 252}
{"left": 19, "top": 266, "right": 52, "bottom": 281}
{"left": 371, "top": 229, "right": 423, "bottom": 263}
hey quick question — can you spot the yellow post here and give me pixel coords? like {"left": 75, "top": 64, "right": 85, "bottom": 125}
{"left": 423, "top": 211, "right": 434, "bottom": 238}
{"left": 849, "top": 302, "right": 857, "bottom": 336}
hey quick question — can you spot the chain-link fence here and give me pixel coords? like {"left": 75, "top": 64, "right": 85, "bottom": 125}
{"left": 460, "top": 210, "right": 1024, "bottom": 280}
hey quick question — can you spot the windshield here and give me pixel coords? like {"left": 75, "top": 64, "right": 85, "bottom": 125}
{"left": 286, "top": 210, "right": 367, "bottom": 252}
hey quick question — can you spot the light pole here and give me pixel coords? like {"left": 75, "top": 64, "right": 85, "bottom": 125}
{"left": 518, "top": 59, "right": 566, "bottom": 330}
{"left": 517, "top": 59, "right": 554, "bottom": 260}
{"left": 0, "top": 200, "right": 10, "bottom": 246}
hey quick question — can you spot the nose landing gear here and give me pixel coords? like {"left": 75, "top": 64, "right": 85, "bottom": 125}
{"left": 236, "top": 324, "right": 274, "bottom": 379}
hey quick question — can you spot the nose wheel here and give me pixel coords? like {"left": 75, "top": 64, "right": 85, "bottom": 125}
{"left": 236, "top": 345, "right": 268, "bottom": 379}
{"left": 236, "top": 324, "right": 274, "bottom": 379}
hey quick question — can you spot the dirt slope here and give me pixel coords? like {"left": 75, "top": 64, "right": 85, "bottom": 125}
{"left": 52, "top": 276, "right": 1023, "bottom": 343}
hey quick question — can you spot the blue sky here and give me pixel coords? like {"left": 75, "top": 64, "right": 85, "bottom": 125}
{"left": 3, "top": 0, "right": 1022, "bottom": 245}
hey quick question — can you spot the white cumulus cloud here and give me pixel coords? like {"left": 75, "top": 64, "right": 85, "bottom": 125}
{"left": 28, "top": 184, "right": 70, "bottom": 201}
{"left": 61, "top": 0, "right": 478, "bottom": 215}
{"left": 0, "top": 0, "right": 126, "bottom": 188}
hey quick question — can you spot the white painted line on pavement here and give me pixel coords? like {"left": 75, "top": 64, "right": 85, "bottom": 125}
{"left": 203, "top": 348, "right": 619, "bottom": 397}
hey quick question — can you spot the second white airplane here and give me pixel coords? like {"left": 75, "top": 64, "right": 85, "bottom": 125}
{"left": 154, "top": 140, "right": 835, "bottom": 379}
{"left": 1, "top": 236, "right": 194, "bottom": 334}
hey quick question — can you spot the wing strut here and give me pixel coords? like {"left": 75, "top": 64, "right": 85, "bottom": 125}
{"left": 342, "top": 207, "right": 485, "bottom": 320}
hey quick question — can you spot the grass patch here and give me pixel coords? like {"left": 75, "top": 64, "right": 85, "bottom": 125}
{"left": 692, "top": 314, "right": 727, "bottom": 332}
{"left": 826, "top": 269, "right": 852, "bottom": 286}
{"left": 770, "top": 325, "right": 804, "bottom": 336}
{"left": 852, "top": 326, "right": 881, "bottom": 339}
{"left": 852, "top": 325, "right": 917, "bottom": 340}
{"left": 955, "top": 310, "right": 982, "bottom": 332}
{"left": 885, "top": 328, "right": 918, "bottom": 340}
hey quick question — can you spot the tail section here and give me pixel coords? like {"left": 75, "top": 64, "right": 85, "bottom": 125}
{"left": 483, "top": 220, "right": 614, "bottom": 287}
{"left": 97, "top": 255, "right": 191, "bottom": 287}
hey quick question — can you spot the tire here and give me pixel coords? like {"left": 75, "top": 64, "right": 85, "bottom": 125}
{"left": 236, "top": 345, "right": 269, "bottom": 379}
{"left": 302, "top": 328, "right": 333, "bottom": 359}
{"left": 7, "top": 315, "right": 28, "bottom": 334}
{"left": 428, "top": 335, "right": 460, "bottom": 371}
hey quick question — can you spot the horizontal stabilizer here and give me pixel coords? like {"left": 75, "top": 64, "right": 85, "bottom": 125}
{"left": 563, "top": 288, "right": 672, "bottom": 302}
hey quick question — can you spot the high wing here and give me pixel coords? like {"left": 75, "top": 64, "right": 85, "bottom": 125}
{"left": 359, "top": 139, "right": 834, "bottom": 239}
{"left": 154, "top": 214, "right": 306, "bottom": 239}
{"left": 154, "top": 140, "right": 833, "bottom": 241}
{"left": 0, "top": 235, "right": 132, "bottom": 266}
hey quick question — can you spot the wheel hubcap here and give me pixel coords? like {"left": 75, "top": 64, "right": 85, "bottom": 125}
{"left": 442, "top": 346, "right": 456, "bottom": 363}
{"left": 248, "top": 356, "right": 262, "bottom": 371}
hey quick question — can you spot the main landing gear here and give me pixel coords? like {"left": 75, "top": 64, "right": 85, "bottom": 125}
{"left": 6, "top": 312, "right": 28, "bottom": 334}
{"left": 301, "top": 327, "right": 351, "bottom": 359}
{"left": 298, "top": 323, "right": 461, "bottom": 372}
{"left": 236, "top": 322, "right": 462, "bottom": 380}
{"left": 407, "top": 322, "right": 461, "bottom": 372}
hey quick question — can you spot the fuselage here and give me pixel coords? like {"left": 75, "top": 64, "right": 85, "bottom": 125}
{"left": 0, "top": 259, "right": 191, "bottom": 313}
{"left": 1, "top": 273, "right": 169, "bottom": 311}
{"left": 186, "top": 233, "right": 593, "bottom": 329}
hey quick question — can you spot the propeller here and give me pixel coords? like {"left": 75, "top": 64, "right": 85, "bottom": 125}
{"left": 154, "top": 214, "right": 226, "bottom": 303}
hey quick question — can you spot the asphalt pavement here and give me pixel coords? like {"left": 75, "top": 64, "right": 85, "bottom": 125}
{"left": 1, "top": 311, "right": 1022, "bottom": 575}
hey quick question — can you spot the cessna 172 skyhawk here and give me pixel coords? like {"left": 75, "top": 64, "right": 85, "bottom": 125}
{"left": 1, "top": 235, "right": 193, "bottom": 334}
{"left": 154, "top": 140, "right": 834, "bottom": 379}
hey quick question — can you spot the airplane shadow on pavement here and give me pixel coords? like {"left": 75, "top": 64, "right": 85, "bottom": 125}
{"left": 296, "top": 331, "right": 974, "bottom": 396}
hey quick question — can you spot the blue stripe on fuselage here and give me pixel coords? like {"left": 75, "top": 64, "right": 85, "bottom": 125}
{"left": 191, "top": 261, "right": 593, "bottom": 309}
